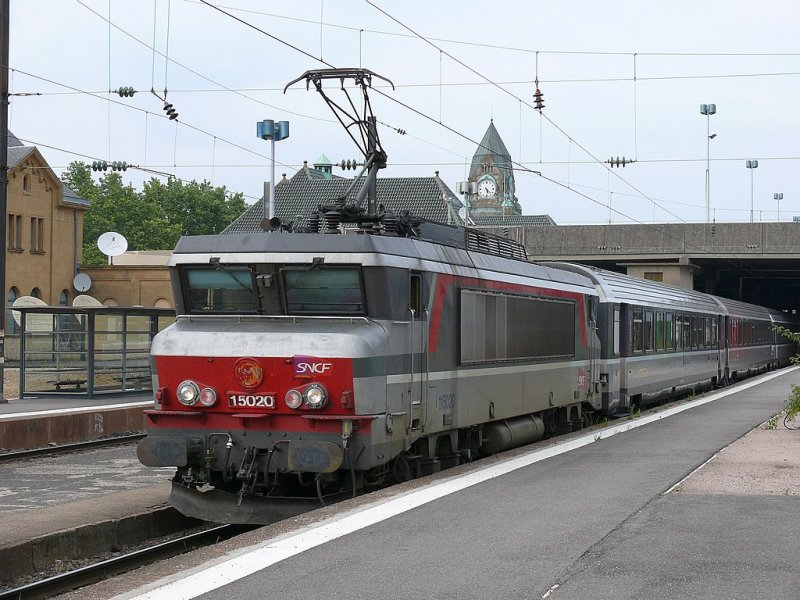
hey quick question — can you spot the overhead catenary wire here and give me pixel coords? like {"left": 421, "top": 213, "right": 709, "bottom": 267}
{"left": 12, "top": 2, "right": 788, "bottom": 274}
{"left": 15, "top": 67, "right": 800, "bottom": 97}
{"left": 20, "top": 136, "right": 263, "bottom": 203}
{"left": 75, "top": 0, "right": 333, "bottom": 124}
{"left": 12, "top": 68, "right": 296, "bottom": 170}
{"left": 180, "top": 1, "right": 800, "bottom": 58}
{"left": 363, "top": 0, "right": 691, "bottom": 227}
{"left": 197, "top": 0, "right": 768, "bottom": 274}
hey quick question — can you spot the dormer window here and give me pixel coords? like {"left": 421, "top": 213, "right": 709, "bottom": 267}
{"left": 22, "top": 174, "right": 31, "bottom": 194}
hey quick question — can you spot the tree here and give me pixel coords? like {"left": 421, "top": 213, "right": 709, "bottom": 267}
{"left": 61, "top": 162, "right": 246, "bottom": 266}
{"left": 142, "top": 178, "right": 246, "bottom": 236}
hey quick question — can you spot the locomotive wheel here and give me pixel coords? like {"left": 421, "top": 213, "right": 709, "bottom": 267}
{"left": 391, "top": 454, "right": 420, "bottom": 483}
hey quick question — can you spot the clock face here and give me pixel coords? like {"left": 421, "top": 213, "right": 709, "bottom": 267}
{"left": 477, "top": 179, "right": 497, "bottom": 198}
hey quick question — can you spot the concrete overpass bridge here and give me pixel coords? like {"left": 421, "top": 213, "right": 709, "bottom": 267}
{"left": 481, "top": 222, "right": 800, "bottom": 313}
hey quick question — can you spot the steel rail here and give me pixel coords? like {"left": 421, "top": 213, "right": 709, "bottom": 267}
{"left": 0, "top": 433, "right": 145, "bottom": 463}
{"left": 0, "top": 524, "right": 253, "bottom": 599}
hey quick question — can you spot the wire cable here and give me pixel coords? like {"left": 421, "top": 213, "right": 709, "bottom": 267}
{"left": 12, "top": 68, "right": 295, "bottom": 170}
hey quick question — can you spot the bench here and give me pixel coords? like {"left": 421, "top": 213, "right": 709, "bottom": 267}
{"left": 50, "top": 379, "right": 87, "bottom": 391}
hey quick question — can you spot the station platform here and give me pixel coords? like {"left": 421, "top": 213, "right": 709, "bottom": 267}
{"left": 55, "top": 367, "right": 800, "bottom": 600}
{"left": 0, "top": 392, "right": 151, "bottom": 452}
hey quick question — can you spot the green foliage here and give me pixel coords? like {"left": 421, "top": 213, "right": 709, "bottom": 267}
{"left": 773, "top": 325, "right": 800, "bottom": 419}
{"left": 61, "top": 162, "right": 246, "bottom": 266}
{"left": 786, "top": 386, "right": 800, "bottom": 421}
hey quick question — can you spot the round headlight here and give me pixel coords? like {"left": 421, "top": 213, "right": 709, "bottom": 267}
{"left": 177, "top": 380, "right": 199, "bottom": 406}
{"left": 304, "top": 384, "right": 327, "bottom": 409}
{"left": 198, "top": 387, "right": 217, "bottom": 407}
{"left": 285, "top": 389, "right": 303, "bottom": 409}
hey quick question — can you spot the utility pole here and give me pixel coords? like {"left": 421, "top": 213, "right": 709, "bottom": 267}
{"left": 0, "top": 0, "right": 9, "bottom": 402}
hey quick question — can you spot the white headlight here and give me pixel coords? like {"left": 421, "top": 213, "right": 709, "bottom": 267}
{"left": 198, "top": 387, "right": 217, "bottom": 407}
{"left": 285, "top": 389, "right": 303, "bottom": 409}
{"left": 304, "top": 384, "right": 327, "bottom": 409}
{"left": 177, "top": 380, "right": 199, "bottom": 406}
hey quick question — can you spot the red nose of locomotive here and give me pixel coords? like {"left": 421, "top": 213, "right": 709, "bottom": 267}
{"left": 151, "top": 354, "right": 355, "bottom": 415}
{"left": 138, "top": 353, "right": 359, "bottom": 475}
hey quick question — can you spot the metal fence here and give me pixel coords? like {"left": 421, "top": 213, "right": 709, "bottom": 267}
{"left": 14, "top": 306, "right": 174, "bottom": 398}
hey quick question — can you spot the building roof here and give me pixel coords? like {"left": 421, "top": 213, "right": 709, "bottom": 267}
{"left": 224, "top": 170, "right": 463, "bottom": 233}
{"left": 7, "top": 130, "right": 34, "bottom": 168}
{"left": 7, "top": 131, "right": 90, "bottom": 206}
{"left": 8, "top": 131, "right": 24, "bottom": 147}
{"left": 63, "top": 183, "right": 90, "bottom": 207}
{"left": 470, "top": 120, "right": 512, "bottom": 175}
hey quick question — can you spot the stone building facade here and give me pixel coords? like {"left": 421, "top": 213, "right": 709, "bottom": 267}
{"left": 5, "top": 133, "right": 88, "bottom": 331}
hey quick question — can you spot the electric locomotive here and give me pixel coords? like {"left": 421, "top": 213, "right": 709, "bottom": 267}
{"left": 137, "top": 221, "right": 604, "bottom": 523}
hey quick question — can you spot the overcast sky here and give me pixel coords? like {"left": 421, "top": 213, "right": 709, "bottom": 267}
{"left": 8, "top": 0, "right": 800, "bottom": 227}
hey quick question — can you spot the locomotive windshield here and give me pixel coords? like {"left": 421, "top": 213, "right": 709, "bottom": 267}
{"left": 185, "top": 268, "right": 259, "bottom": 313}
{"left": 180, "top": 264, "right": 367, "bottom": 316}
{"left": 282, "top": 266, "right": 366, "bottom": 315}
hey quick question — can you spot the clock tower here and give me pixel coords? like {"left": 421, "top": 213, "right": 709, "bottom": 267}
{"left": 468, "top": 120, "right": 521, "bottom": 218}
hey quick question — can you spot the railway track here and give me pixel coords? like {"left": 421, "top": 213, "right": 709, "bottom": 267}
{"left": 0, "top": 524, "right": 254, "bottom": 599}
{"left": 0, "top": 433, "right": 145, "bottom": 463}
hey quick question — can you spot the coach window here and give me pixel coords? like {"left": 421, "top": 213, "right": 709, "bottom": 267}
{"left": 712, "top": 318, "right": 719, "bottom": 348}
{"left": 613, "top": 307, "right": 620, "bottom": 356}
{"left": 644, "top": 310, "right": 654, "bottom": 352}
{"left": 632, "top": 309, "right": 643, "bottom": 353}
{"left": 666, "top": 313, "right": 675, "bottom": 351}
{"left": 704, "top": 317, "right": 712, "bottom": 348}
{"left": 683, "top": 315, "right": 692, "bottom": 349}
{"left": 655, "top": 312, "right": 664, "bottom": 352}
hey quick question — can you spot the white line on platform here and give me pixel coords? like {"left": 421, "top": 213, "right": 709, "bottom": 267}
{"left": 119, "top": 367, "right": 798, "bottom": 600}
{"left": 0, "top": 401, "right": 152, "bottom": 420}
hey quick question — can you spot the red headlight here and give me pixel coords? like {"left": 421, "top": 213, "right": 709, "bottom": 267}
{"left": 198, "top": 387, "right": 217, "bottom": 407}
{"left": 285, "top": 389, "right": 303, "bottom": 409}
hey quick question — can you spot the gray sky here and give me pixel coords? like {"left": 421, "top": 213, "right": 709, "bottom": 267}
{"left": 9, "top": 0, "right": 800, "bottom": 226}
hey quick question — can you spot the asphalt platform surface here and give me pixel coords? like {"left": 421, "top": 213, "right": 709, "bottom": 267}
{"left": 51, "top": 367, "right": 800, "bottom": 600}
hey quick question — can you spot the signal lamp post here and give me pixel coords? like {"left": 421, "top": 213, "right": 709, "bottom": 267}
{"left": 774, "top": 192, "right": 783, "bottom": 222}
{"left": 256, "top": 120, "right": 289, "bottom": 222}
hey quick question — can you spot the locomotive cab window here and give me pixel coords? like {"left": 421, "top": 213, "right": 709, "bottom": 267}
{"left": 184, "top": 267, "right": 259, "bottom": 313}
{"left": 282, "top": 266, "right": 366, "bottom": 315}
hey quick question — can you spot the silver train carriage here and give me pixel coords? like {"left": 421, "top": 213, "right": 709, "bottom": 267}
{"left": 137, "top": 224, "right": 604, "bottom": 523}
{"left": 548, "top": 263, "right": 796, "bottom": 412}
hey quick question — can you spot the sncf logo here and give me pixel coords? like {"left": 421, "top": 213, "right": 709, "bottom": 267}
{"left": 293, "top": 356, "right": 334, "bottom": 376}
{"left": 296, "top": 362, "right": 333, "bottom": 374}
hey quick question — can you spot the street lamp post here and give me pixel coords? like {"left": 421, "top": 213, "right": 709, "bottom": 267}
{"left": 700, "top": 103, "right": 716, "bottom": 223}
{"left": 256, "top": 119, "right": 290, "bottom": 222}
{"left": 774, "top": 192, "right": 783, "bottom": 222}
{"left": 746, "top": 159, "right": 758, "bottom": 223}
